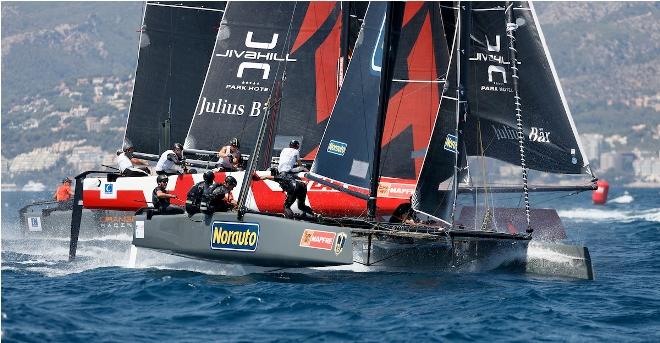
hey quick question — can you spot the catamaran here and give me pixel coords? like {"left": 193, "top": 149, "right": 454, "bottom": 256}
{"left": 73, "top": 2, "right": 440, "bottom": 230}
{"left": 19, "top": 1, "right": 226, "bottom": 237}
{"left": 101, "top": 2, "right": 596, "bottom": 280}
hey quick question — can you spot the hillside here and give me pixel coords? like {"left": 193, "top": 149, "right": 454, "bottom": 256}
{"left": 1, "top": 2, "right": 658, "bottom": 188}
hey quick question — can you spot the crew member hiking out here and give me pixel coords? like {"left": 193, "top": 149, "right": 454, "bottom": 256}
{"left": 260, "top": 168, "right": 316, "bottom": 219}
{"left": 277, "top": 139, "right": 307, "bottom": 174}
{"left": 217, "top": 137, "right": 242, "bottom": 171}
{"left": 152, "top": 174, "right": 185, "bottom": 215}
{"left": 155, "top": 142, "right": 188, "bottom": 175}
{"left": 203, "top": 175, "right": 238, "bottom": 214}
{"left": 116, "top": 144, "right": 150, "bottom": 177}
{"left": 185, "top": 170, "right": 216, "bottom": 215}
{"left": 54, "top": 178, "right": 74, "bottom": 210}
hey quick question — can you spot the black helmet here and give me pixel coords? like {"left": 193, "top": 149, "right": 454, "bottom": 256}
{"left": 123, "top": 144, "right": 134, "bottom": 152}
{"left": 62, "top": 177, "right": 72, "bottom": 183}
{"left": 225, "top": 175, "right": 238, "bottom": 187}
{"left": 157, "top": 174, "right": 169, "bottom": 183}
{"left": 203, "top": 170, "right": 215, "bottom": 183}
{"left": 289, "top": 139, "right": 300, "bottom": 148}
{"left": 172, "top": 142, "right": 184, "bottom": 151}
{"left": 230, "top": 137, "right": 240, "bottom": 149}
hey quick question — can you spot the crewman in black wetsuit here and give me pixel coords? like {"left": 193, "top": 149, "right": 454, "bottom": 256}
{"left": 186, "top": 170, "right": 216, "bottom": 214}
{"left": 260, "top": 167, "right": 316, "bottom": 219}
{"left": 203, "top": 175, "right": 238, "bottom": 214}
{"left": 152, "top": 174, "right": 185, "bottom": 214}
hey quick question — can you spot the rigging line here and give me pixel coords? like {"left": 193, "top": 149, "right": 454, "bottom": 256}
{"left": 477, "top": 120, "right": 490, "bottom": 214}
{"left": 148, "top": 3, "right": 226, "bottom": 13}
{"left": 242, "top": 3, "right": 299, "bottom": 208}
{"left": 506, "top": 2, "right": 531, "bottom": 234}
{"left": 391, "top": 79, "right": 446, "bottom": 83}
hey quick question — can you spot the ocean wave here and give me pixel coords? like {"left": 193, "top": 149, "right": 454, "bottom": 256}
{"left": 557, "top": 208, "right": 660, "bottom": 223}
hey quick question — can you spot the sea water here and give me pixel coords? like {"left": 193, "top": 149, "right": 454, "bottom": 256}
{"left": 2, "top": 189, "right": 659, "bottom": 342}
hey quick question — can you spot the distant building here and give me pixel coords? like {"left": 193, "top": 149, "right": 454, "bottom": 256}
{"left": 600, "top": 151, "right": 636, "bottom": 173}
{"left": 580, "top": 133, "right": 604, "bottom": 167}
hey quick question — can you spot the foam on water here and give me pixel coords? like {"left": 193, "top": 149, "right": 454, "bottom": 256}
{"left": 557, "top": 207, "right": 660, "bottom": 223}
{"left": 609, "top": 192, "right": 634, "bottom": 204}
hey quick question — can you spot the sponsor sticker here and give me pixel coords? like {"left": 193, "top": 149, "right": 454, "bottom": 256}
{"left": 327, "top": 140, "right": 347, "bottom": 156}
{"left": 443, "top": 134, "right": 458, "bottom": 153}
{"left": 334, "top": 232, "right": 348, "bottom": 255}
{"left": 299, "top": 229, "right": 336, "bottom": 251}
{"left": 135, "top": 221, "right": 144, "bottom": 239}
{"left": 377, "top": 182, "right": 415, "bottom": 199}
{"left": 210, "top": 221, "right": 259, "bottom": 252}
{"left": 27, "top": 217, "right": 42, "bottom": 232}
{"left": 100, "top": 182, "right": 117, "bottom": 199}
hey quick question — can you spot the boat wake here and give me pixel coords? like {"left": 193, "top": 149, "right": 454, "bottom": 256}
{"left": 609, "top": 192, "right": 634, "bottom": 204}
{"left": 557, "top": 207, "right": 660, "bottom": 223}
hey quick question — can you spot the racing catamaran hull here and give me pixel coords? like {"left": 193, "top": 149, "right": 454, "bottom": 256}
{"left": 132, "top": 212, "right": 593, "bottom": 279}
{"left": 82, "top": 171, "right": 415, "bottom": 219}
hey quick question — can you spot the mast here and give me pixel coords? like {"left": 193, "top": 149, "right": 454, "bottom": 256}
{"left": 450, "top": 1, "right": 469, "bottom": 224}
{"left": 367, "top": 2, "right": 401, "bottom": 220}
{"left": 505, "top": 1, "right": 532, "bottom": 234}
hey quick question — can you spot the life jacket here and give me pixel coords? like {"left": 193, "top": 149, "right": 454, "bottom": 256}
{"left": 55, "top": 184, "right": 72, "bottom": 201}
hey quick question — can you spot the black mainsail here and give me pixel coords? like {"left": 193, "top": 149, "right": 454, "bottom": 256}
{"left": 124, "top": 1, "right": 225, "bottom": 155}
{"left": 461, "top": 2, "right": 591, "bottom": 175}
{"left": 184, "top": 2, "right": 344, "bottom": 159}
{"left": 413, "top": 1, "right": 595, "bottom": 223}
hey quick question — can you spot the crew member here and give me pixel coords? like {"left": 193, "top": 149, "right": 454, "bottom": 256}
{"left": 204, "top": 175, "right": 238, "bottom": 213}
{"left": 54, "top": 178, "right": 75, "bottom": 210}
{"left": 261, "top": 168, "right": 316, "bottom": 219}
{"left": 152, "top": 174, "right": 185, "bottom": 214}
{"left": 217, "top": 137, "right": 242, "bottom": 171}
{"left": 185, "top": 170, "right": 216, "bottom": 214}
{"left": 278, "top": 139, "right": 307, "bottom": 174}
{"left": 116, "top": 144, "right": 150, "bottom": 177}
{"left": 155, "top": 142, "right": 187, "bottom": 175}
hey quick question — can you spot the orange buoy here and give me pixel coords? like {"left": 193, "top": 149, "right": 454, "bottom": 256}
{"left": 592, "top": 180, "right": 609, "bottom": 205}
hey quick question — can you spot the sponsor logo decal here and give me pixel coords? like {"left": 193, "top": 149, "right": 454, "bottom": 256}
{"left": 334, "top": 232, "right": 348, "bottom": 255}
{"left": 528, "top": 127, "right": 551, "bottom": 143}
{"left": 327, "top": 140, "right": 347, "bottom": 156}
{"left": 377, "top": 182, "right": 415, "bottom": 199}
{"left": 135, "top": 221, "right": 144, "bottom": 239}
{"left": 371, "top": 15, "right": 386, "bottom": 72}
{"left": 443, "top": 134, "right": 458, "bottom": 153}
{"left": 100, "top": 182, "right": 117, "bottom": 199}
{"left": 211, "top": 221, "right": 259, "bottom": 252}
{"left": 300, "top": 229, "right": 336, "bottom": 251}
{"left": 469, "top": 33, "right": 518, "bottom": 93}
{"left": 28, "top": 217, "right": 42, "bottom": 232}
{"left": 491, "top": 125, "right": 551, "bottom": 143}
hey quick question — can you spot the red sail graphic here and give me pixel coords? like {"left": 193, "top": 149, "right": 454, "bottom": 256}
{"left": 382, "top": 11, "right": 439, "bottom": 177}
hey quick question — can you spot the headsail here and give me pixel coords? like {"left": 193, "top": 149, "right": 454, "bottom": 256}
{"left": 124, "top": 1, "right": 225, "bottom": 155}
{"left": 184, "top": 2, "right": 343, "bottom": 159}
{"left": 411, "top": 5, "right": 462, "bottom": 224}
{"left": 309, "top": 2, "right": 390, "bottom": 191}
{"left": 461, "top": 2, "right": 592, "bottom": 175}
